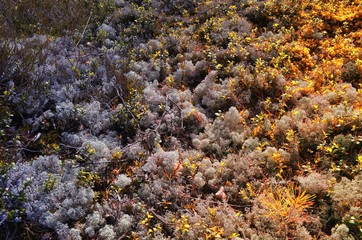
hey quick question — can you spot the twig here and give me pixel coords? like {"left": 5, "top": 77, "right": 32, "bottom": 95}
{"left": 150, "top": 210, "right": 173, "bottom": 226}
{"left": 166, "top": 95, "right": 184, "bottom": 130}
{"left": 75, "top": 11, "right": 92, "bottom": 48}
{"left": 154, "top": 96, "right": 168, "bottom": 132}
{"left": 20, "top": 147, "right": 42, "bottom": 153}
{"left": 184, "top": 195, "right": 253, "bottom": 209}
{"left": 59, "top": 143, "right": 80, "bottom": 149}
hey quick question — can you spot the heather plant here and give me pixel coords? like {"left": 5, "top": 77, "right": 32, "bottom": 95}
{"left": 0, "top": 37, "right": 48, "bottom": 127}
{"left": 0, "top": 0, "right": 115, "bottom": 38}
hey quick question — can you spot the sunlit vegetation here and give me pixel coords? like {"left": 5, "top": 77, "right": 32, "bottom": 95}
{"left": 1, "top": 0, "right": 362, "bottom": 239}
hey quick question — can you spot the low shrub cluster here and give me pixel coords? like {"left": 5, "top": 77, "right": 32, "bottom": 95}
{"left": 1, "top": 0, "right": 362, "bottom": 239}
